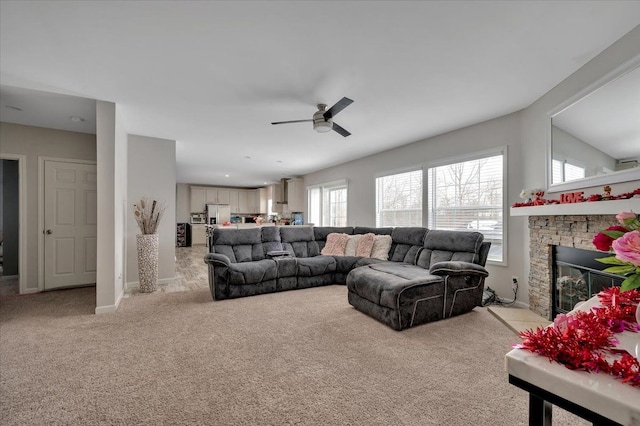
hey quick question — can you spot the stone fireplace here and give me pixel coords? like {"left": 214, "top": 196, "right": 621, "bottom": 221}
{"left": 527, "top": 214, "right": 616, "bottom": 319}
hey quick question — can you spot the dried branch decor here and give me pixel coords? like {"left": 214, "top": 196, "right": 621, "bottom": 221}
{"left": 133, "top": 198, "right": 166, "bottom": 234}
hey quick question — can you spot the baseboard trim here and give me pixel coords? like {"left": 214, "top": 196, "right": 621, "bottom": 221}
{"left": 95, "top": 292, "right": 123, "bottom": 315}
{"left": 125, "top": 277, "right": 175, "bottom": 290}
{"left": 0, "top": 275, "right": 19, "bottom": 282}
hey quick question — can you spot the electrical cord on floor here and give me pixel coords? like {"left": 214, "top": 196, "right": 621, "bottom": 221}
{"left": 482, "top": 280, "right": 518, "bottom": 307}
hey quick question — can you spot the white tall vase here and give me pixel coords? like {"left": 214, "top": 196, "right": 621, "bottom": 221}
{"left": 137, "top": 234, "right": 159, "bottom": 293}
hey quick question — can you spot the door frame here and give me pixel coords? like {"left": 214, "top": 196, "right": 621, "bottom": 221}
{"left": 38, "top": 156, "right": 97, "bottom": 290}
{"left": 0, "top": 153, "right": 28, "bottom": 294}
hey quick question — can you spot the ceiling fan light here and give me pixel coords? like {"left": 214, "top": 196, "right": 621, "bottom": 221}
{"left": 313, "top": 109, "right": 332, "bottom": 133}
{"left": 313, "top": 120, "right": 332, "bottom": 133}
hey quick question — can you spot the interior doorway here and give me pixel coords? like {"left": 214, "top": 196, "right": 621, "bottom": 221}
{"left": 0, "top": 158, "right": 21, "bottom": 296}
{"left": 42, "top": 159, "right": 97, "bottom": 290}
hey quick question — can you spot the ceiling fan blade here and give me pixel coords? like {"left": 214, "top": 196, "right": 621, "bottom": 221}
{"left": 271, "top": 119, "right": 313, "bottom": 125}
{"left": 332, "top": 122, "right": 351, "bottom": 137}
{"left": 324, "top": 97, "right": 353, "bottom": 119}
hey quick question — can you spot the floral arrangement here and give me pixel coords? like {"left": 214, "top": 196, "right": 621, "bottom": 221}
{"left": 512, "top": 186, "right": 640, "bottom": 208}
{"left": 253, "top": 215, "right": 264, "bottom": 225}
{"left": 593, "top": 211, "right": 640, "bottom": 292}
{"left": 133, "top": 198, "right": 166, "bottom": 234}
{"left": 515, "top": 287, "right": 640, "bottom": 387}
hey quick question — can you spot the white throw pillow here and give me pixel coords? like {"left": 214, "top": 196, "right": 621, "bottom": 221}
{"left": 344, "top": 234, "right": 362, "bottom": 256}
{"left": 370, "top": 235, "right": 392, "bottom": 260}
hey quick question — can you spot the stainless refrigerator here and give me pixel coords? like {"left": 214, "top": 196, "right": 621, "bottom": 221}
{"left": 207, "top": 204, "right": 231, "bottom": 225}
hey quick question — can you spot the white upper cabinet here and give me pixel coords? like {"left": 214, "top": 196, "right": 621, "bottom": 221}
{"left": 258, "top": 188, "right": 268, "bottom": 213}
{"left": 287, "top": 178, "right": 304, "bottom": 212}
{"left": 205, "top": 188, "right": 218, "bottom": 204}
{"left": 237, "top": 190, "right": 249, "bottom": 213}
{"left": 190, "top": 187, "right": 206, "bottom": 213}
{"left": 217, "top": 189, "right": 230, "bottom": 204}
{"left": 246, "top": 190, "right": 258, "bottom": 213}
{"left": 228, "top": 190, "right": 239, "bottom": 213}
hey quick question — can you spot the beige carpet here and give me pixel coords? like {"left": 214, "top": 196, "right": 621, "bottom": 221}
{"left": 0, "top": 285, "right": 587, "bottom": 425}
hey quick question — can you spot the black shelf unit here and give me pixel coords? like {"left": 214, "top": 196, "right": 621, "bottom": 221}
{"left": 176, "top": 223, "right": 191, "bottom": 247}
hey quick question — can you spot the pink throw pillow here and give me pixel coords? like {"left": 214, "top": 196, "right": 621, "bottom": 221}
{"left": 321, "top": 233, "right": 350, "bottom": 256}
{"left": 356, "top": 233, "right": 375, "bottom": 257}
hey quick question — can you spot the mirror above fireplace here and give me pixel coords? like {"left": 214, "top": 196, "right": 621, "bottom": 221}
{"left": 547, "top": 57, "right": 640, "bottom": 192}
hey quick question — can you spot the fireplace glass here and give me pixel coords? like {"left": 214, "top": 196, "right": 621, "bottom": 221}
{"left": 553, "top": 246, "right": 624, "bottom": 317}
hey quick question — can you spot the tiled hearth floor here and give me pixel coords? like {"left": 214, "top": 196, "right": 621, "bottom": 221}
{"left": 488, "top": 306, "right": 551, "bottom": 334}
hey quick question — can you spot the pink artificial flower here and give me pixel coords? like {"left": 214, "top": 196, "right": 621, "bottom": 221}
{"left": 617, "top": 211, "right": 637, "bottom": 225}
{"left": 612, "top": 230, "right": 640, "bottom": 266}
{"left": 593, "top": 225, "right": 627, "bottom": 251}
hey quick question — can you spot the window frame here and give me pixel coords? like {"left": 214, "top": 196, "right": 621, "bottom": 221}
{"left": 425, "top": 146, "right": 508, "bottom": 266}
{"left": 375, "top": 167, "right": 423, "bottom": 227}
{"left": 307, "top": 179, "right": 348, "bottom": 227}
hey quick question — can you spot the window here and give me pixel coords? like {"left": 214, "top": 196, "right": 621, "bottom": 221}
{"left": 552, "top": 159, "right": 586, "bottom": 184}
{"left": 375, "top": 169, "right": 422, "bottom": 227}
{"left": 427, "top": 150, "right": 505, "bottom": 263}
{"left": 307, "top": 180, "right": 348, "bottom": 226}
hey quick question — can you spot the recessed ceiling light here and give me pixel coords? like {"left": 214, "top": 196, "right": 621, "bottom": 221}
{"left": 225, "top": 174, "right": 229, "bottom": 178}
{"left": 69, "top": 116, "right": 85, "bottom": 122}
{"left": 263, "top": 182, "right": 267, "bottom": 185}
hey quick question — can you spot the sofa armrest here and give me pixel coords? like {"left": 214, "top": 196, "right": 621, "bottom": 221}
{"left": 429, "top": 261, "right": 489, "bottom": 277}
{"left": 204, "top": 253, "right": 231, "bottom": 267}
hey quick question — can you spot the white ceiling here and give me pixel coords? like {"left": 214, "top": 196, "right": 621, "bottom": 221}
{"left": 1, "top": 1, "right": 639, "bottom": 187}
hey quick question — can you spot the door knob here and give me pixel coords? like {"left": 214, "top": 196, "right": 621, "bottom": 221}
{"left": 45, "top": 229, "right": 52, "bottom": 235}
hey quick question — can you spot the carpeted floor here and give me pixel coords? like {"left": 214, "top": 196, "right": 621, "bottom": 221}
{"left": 0, "top": 285, "right": 588, "bottom": 425}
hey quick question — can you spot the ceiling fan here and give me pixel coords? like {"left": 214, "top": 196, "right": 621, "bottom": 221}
{"left": 271, "top": 97, "right": 353, "bottom": 137}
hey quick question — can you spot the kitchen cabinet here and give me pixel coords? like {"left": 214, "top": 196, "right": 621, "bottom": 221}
{"left": 205, "top": 188, "right": 218, "bottom": 205}
{"left": 191, "top": 224, "right": 207, "bottom": 245}
{"left": 237, "top": 190, "right": 249, "bottom": 213}
{"left": 271, "top": 183, "right": 284, "bottom": 213}
{"left": 287, "top": 178, "right": 304, "bottom": 212}
{"left": 228, "top": 190, "right": 239, "bottom": 213}
{"left": 217, "top": 189, "right": 230, "bottom": 204}
{"left": 258, "top": 188, "right": 267, "bottom": 213}
{"left": 244, "top": 190, "right": 259, "bottom": 213}
{"left": 190, "top": 187, "right": 206, "bottom": 213}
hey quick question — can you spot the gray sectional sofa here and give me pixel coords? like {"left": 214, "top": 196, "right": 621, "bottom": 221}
{"left": 204, "top": 226, "right": 490, "bottom": 330}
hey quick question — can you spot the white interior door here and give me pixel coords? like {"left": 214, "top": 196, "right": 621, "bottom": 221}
{"left": 44, "top": 160, "right": 97, "bottom": 290}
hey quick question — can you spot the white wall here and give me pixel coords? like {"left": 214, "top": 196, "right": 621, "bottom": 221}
{"left": 519, "top": 26, "right": 640, "bottom": 301}
{"left": 551, "top": 126, "right": 617, "bottom": 177}
{"left": 176, "top": 183, "right": 190, "bottom": 223}
{"left": 95, "top": 101, "right": 128, "bottom": 314}
{"left": 0, "top": 122, "right": 96, "bottom": 292}
{"left": 304, "top": 112, "right": 526, "bottom": 303}
{"left": 127, "top": 134, "right": 176, "bottom": 285}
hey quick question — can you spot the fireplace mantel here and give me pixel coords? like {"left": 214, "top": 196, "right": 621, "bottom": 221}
{"left": 510, "top": 198, "right": 639, "bottom": 217}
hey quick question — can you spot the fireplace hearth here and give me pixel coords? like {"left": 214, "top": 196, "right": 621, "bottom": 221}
{"left": 552, "top": 246, "right": 623, "bottom": 317}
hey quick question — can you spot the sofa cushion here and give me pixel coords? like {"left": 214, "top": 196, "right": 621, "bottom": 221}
{"left": 416, "top": 230, "right": 484, "bottom": 269}
{"left": 321, "top": 233, "right": 350, "bottom": 255}
{"left": 296, "top": 256, "right": 337, "bottom": 277}
{"left": 260, "top": 226, "right": 283, "bottom": 256}
{"left": 388, "top": 227, "right": 427, "bottom": 264}
{"left": 353, "top": 226, "right": 393, "bottom": 235}
{"left": 371, "top": 235, "right": 393, "bottom": 260}
{"left": 227, "top": 259, "right": 277, "bottom": 285}
{"left": 347, "top": 263, "right": 443, "bottom": 309}
{"left": 212, "top": 227, "right": 264, "bottom": 263}
{"left": 280, "top": 226, "right": 320, "bottom": 258}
